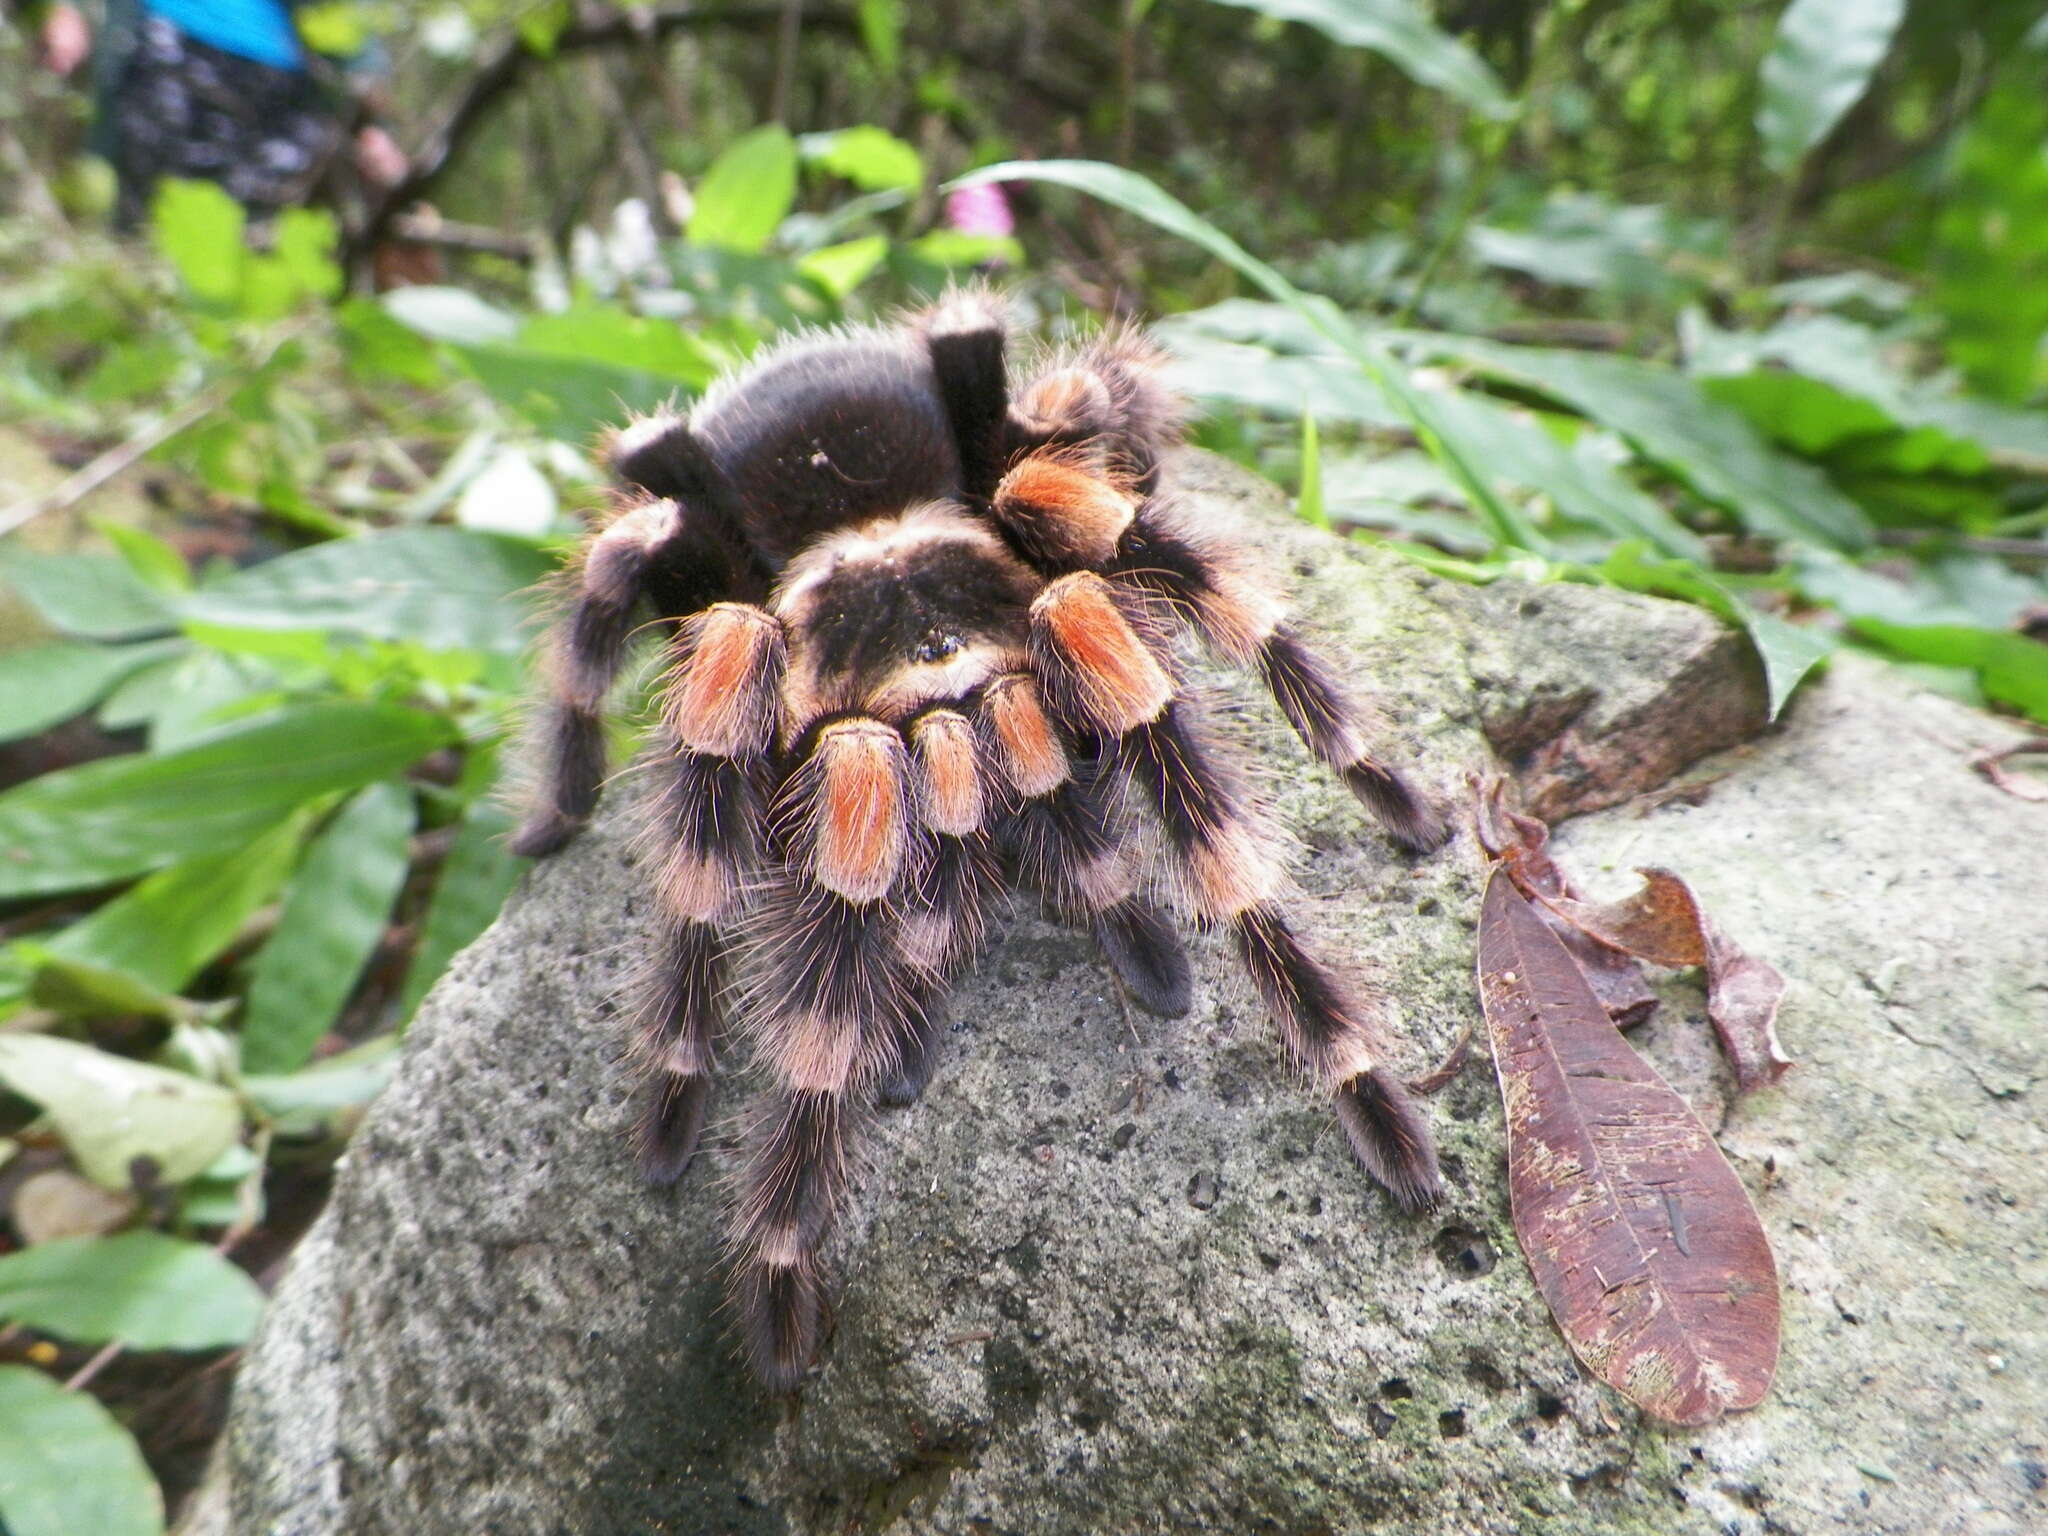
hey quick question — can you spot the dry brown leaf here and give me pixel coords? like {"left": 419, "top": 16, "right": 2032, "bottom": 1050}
{"left": 1478, "top": 870, "right": 1781, "bottom": 1427}
{"left": 1474, "top": 779, "right": 1660, "bottom": 1029}
{"left": 1971, "top": 738, "right": 2048, "bottom": 804}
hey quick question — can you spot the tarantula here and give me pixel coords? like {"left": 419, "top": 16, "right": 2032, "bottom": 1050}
{"left": 512, "top": 293, "right": 1449, "bottom": 1391}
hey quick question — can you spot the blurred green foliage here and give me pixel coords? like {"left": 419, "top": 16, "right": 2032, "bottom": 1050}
{"left": 1, "top": 1, "right": 2046, "bottom": 1528}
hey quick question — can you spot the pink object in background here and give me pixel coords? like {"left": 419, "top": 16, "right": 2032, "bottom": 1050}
{"left": 944, "top": 181, "right": 1015, "bottom": 240}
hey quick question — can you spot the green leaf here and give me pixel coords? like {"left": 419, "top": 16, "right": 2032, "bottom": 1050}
{"left": 0, "top": 1364, "right": 163, "bottom": 1536}
{"left": 0, "top": 1231, "right": 263, "bottom": 1349}
{"left": 295, "top": 2, "right": 367, "bottom": 55}
{"left": 688, "top": 125, "right": 799, "bottom": 254}
{"left": 0, "top": 1035, "right": 240, "bottom": 1188}
{"left": 269, "top": 207, "right": 343, "bottom": 302}
{"left": 857, "top": 0, "right": 903, "bottom": 73}
{"left": 797, "top": 235, "right": 889, "bottom": 298}
{"left": 799, "top": 127, "right": 924, "bottom": 191}
{"left": 1595, "top": 545, "right": 1834, "bottom": 720}
{"left": 93, "top": 522, "right": 192, "bottom": 594}
{"left": 337, "top": 297, "right": 445, "bottom": 386}
{"left": 1757, "top": 0, "right": 1907, "bottom": 175}
{"left": 399, "top": 799, "right": 526, "bottom": 1018}
{"left": 1199, "top": 0, "right": 1513, "bottom": 119}
{"left": 381, "top": 285, "right": 520, "bottom": 345}
{"left": 0, "top": 640, "right": 182, "bottom": 745}
{"left": 448, "top": 344, "right": 682, "bottom": 443}
{"left": 902, "top": 230, "right": 1024, "bottom": 269}
{"left": 1296, "top": 412, "right": 1328, "bottom": 530}
{"left": 1, "top": 553, "right": 180, "bottom": 640}
{"left": 1930, "top": 65, "right": 2048, "bottom": 402}
{"left": 241, "top": 785, "right": 415, "bottom": 1074}
{"left": 0, "top": 701, "right": 453, "bottom": 900}
{"left": 180, "top": 528, "right": 553, "bottom": 656}
{"left": 22, "top": 953, "right": 192, "bottom": 1024}
{"left": 150, "top": 179, "right": 244, "bottom": 304}
{"left": 241, "top": 1036, "right": 399, "bottom": 1137}
{"left": 37, "top": 817, "right": 305, "bottom": 997}
{"left": 951, "top": 160, "right": 1303, "bottom": 306}
{"left": 1415, "top": 338, "right": 1875, "bottom": 550}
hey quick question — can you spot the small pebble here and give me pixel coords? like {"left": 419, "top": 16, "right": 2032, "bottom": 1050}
{"left": 1187, "top": 1171, "right": 1220, "bottom": 1210}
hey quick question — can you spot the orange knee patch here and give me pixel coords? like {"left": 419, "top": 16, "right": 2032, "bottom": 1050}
{"left": 1033, "top": 574, "right": 1173, "bottom": 733}
{"left": 983, "top": 676, "right": 1069, "bottom": 798}
{"left": 992, "top": 456, "right": 1135, "bottom": 568}
{"left": 666, "top": 604, "right": 783, "bottom": 759}
{"left": 1185, "top": 825, "right": 1282, "bottom": 921}
{"left": 811, "top": 720, "right": 908, "bottom": 902}
{"left": 910, "top": 710, "right": 984, "bottom": 836}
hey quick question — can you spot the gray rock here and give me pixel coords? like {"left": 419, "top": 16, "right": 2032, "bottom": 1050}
{"left": 203, "top": 456, "right": 2047, "bottom": 1536}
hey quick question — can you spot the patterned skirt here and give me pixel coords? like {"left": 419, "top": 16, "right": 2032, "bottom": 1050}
{"left": 110, "top": 17, "right": 341, "bottom": 224}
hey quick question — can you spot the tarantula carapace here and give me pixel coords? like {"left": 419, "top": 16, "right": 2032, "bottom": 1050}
{"left": 512, "top": 292, "right": 1450, "bottom": 1390}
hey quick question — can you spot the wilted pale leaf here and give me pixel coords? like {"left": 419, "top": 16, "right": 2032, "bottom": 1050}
{"left": 0, "top": 1034, "right": 240, "bottom": 1189}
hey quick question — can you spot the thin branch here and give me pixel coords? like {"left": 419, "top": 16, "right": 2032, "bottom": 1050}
{"left": 0, "top": 384, "right": 228, "bottom": 538}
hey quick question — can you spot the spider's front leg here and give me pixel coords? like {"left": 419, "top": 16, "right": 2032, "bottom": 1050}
{"left": 731, "top": 716, "right": 938, "bottom": 1389}
{"left": 1027, "top": 570, "right": 1442, "bottom": 1211}
{"left": 513, "top": 417, "right": 750, "bottom": 858}
{"left": 633, "top": 603, "right": 783, "bottom": 1182}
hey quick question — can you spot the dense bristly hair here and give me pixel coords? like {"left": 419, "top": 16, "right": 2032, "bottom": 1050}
{"left": 513, "top": 292, "right": 1450, "bottom": 1393}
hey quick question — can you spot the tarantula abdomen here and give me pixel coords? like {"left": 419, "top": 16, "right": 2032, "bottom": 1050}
{"left": 516, "top": 293, "right": 1448, "bottom": 1391}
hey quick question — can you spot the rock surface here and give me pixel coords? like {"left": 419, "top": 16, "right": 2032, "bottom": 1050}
{"left": 200, "top": 457, "right": 2046, "bottom": 1536}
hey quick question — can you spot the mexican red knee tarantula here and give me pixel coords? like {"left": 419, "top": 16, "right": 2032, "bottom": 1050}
{"left": 513, "top": 293, "right": 1450, "bottom": 1391}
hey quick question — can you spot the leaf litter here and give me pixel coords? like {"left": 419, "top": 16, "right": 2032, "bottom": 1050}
{"left": 1472, "top": 779, "right": 1787, "bottom": 1424}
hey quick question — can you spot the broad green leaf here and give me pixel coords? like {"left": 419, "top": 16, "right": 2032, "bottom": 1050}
{"left": 0, "top": 553, "right": 180, "bottom": 640}
{"left": 241, "top": 1036, "right": 400, "bottom": 1137}
{"left": 1201, "top": 0, "right": 1512, "bottom": 119}
{"left": 1596, "top": 545, "right": 1834, "bottom": 720}
{"left": 22, "top": 953, "right": 191, "bottom": 1024}
{"left": 150, "top": 179, "right": 244, "bottom": 304}
{"left": 516, "top": 306, "right": 721, "bottom": 387}
{"left": 269, "top": 207, "right": 344, "bottom": 302}
{"left": 241, "top": 785, "right": 415, "bottom": 1074}
{"left": 0, "top": 1034, "right": 240, "bottom": 1188}
{"left": 180, "top": 528, "right": 552, "bottom": 655}
{"left": 399, "top": 800, "right": 527, "bottom": 1017}
{"left": 0, "top": 701, "right": 453, "bottom": 899}
{"left": 797, "top": 236, "right": 889, "bottom": 298}
{"left": 0, "top": 640, "right": 182, "bottom": 744}
{"left": 295, "top": 2, "right": 367, "bottom": 54}
{"left": 1414, "top": 337, "right": 1875, "bottom": 549}
{"left": 448, "top": 343, "right": 684, "bottom": 442}
{"left": 337, "top": 297, "right": 444, "bottom": 386}
{"left": 1757, "top": 0, "right": 1907, "bottom": 175}
{"left": 688, "top": 125, "right": 799, "bottom": 254}
{"left": 0, "top": 1364, "right": 162, "bottom": 1536}
{"left": 381, "top": 285, "right": 519, "bottom": 345}
{"left": 38, "top": 817, "right": 305, "bottom": 996}
{"left": 1794, "top": 551, "right": 2048, "bottom": 722}
{"left": 93, "top": 522, "right": 192, "bottom": 593}
{"left": 1930, "top": 66, "right": 2048, "bottom": 402}
{"left": 1157, "top": 326, "right": 1406, "bottom": 429}
{"left": 0, "top": 1230, "right": 263, "bottom": 1349}
{"left": 903, "top": 230, "right": 1024, "bottom": 269}
{"left": 455, "top": 446, "right": 558, "bottom": 537}
{"left": 799, "top": 127, "right": 923, "bottom": 191}
{"left": 945, "top": 162, "right": 1517, "bottom": 546}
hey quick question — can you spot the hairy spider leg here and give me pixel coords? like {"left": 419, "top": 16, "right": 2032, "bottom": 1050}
{"left": 633, "top": 603, "right": 786, "bottom": 1183}
{"left": 1026, "top": 578, "right": 1443, "bottom": 1212}
{"left": 513, "top": 415, "right": 752, "bottom": 858}
{"left": 730, "top": 715, "right": 934, "bottom": 1389}
{"left": 917, "top": 287, "right": 1014, "bottom": 499}
{"left": 979, "top": 673, "right": 1192, "bottom": 1020}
